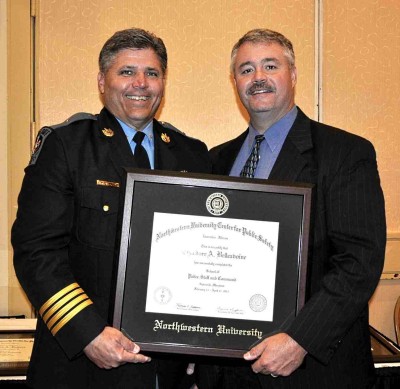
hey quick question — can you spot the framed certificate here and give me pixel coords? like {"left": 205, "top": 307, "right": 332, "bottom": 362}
{"left": 112, "top": 170, "right": 312, "bottom": 357}
{"left": 0, "top": 319, "right": 36, "bottom": 377}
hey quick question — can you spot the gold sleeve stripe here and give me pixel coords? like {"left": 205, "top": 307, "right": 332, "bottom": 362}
{"left": 96, "top": 179, "right": 120, "bottom": 188}
{"left": 39, "top": 283, "right": 79, "bottom": 317}
{"left": 51, "top": 299, "right": 93, "bottom": 336}
{"left": 46, "top": 293, "right": 91, "bottom": 330}
{"left": 42, "top": 287, "right": 85, "bottom": 324}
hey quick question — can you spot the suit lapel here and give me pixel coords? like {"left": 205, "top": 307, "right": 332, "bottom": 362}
{"left": 269, "top": 109, "right": 314, "bottom": 182}
{"left": 213, "top": 130, "right": 249, "bottom": 175}
{"left": 97, "top": 108, "right": 137, "bottom": 178}
{"left": 153, "top": 120, "right": 178, "bottom": 171}
{"left": 214, "top": 109, "right": 314, "bottom": 183}
{"left": 96, "top": 113, "right": 182, "bottom": 175}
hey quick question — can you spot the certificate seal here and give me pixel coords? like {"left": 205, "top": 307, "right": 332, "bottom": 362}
{"left": 249, "top": 294, "right": 267, "bottom": 312}
{"left": 206, "top": 193, "right": 229, "bottom": 216}
{"left": 154, "top": 287, "right": 172, "bottom": 305}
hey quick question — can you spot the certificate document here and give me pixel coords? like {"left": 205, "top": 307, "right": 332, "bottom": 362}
{"left": 0, "top": 338, "right": 33, "bottom": 362}
{"left": 145, "top": 213, "right": 279, "bottom": 322}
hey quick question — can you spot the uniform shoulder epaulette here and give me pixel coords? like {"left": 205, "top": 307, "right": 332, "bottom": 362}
{"left": 160, "top": 121, "right": 203, "bottom": 143}
{"left": 48, "top": 112, "right": 98, "bottom": 130}
{"left": 159, "top": 121, "right": 186, "bottom": 135}
{"left": 29, "top": 113, "right": 97, "bottom": 166}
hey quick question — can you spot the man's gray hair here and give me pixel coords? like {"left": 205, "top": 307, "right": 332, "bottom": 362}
{"left": 99, "top": 28, "right": 167, "bottom": 74}
{"left": 231, "top": 29, "right": 295, "bottom": 74}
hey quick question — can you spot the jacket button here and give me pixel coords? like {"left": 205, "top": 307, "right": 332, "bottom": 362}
{"left": 103, "top": 205, "right": 109, "bottom": 212}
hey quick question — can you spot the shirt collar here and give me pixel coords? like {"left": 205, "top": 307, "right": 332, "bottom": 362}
{"left": 248, "top": 106, "right": 298, "bottom": 151}
{"left": 116, "top": 118, "right": 154, "bottom": 143}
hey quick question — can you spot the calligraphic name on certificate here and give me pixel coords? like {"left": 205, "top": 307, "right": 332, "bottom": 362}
{"left": 145, "top": 213, "right": 279, "bottom": 322}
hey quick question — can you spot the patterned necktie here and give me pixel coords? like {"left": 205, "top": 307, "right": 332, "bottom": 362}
{"left": 133, "top": 131, "right": 151, "bottom": 169}
{"left": 240, "top": 135, "right": 265, "bottom": 178}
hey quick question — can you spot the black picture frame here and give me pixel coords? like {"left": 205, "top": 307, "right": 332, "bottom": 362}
{"left": 113, "top": 170, "right": 312, "bottom": 358}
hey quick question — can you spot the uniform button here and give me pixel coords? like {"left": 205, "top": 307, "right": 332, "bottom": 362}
{"left": 103, "top": 205, "right": 109, "bottom": 212}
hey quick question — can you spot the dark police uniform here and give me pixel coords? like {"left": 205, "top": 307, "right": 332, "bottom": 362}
{"left": 12, "top": 107, "right": 211, "bottom": 388}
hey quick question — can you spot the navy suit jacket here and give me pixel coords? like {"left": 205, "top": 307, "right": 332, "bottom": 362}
{"left": 207, "top": 108, "right": 386, "bottom": 388}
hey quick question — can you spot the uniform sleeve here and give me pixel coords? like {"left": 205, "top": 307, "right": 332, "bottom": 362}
{"left": 286, "top": 137, "right": 386, "bottom": 364}
{"left": 11, "top": 129, "right": 106, "bottom": 359}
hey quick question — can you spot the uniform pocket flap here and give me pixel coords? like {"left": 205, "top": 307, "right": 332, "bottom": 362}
{"left": 81, "top": 187, "right": 119, "bottom": 214}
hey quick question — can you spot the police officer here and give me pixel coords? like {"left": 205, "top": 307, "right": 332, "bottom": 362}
{"left": 12, "top": 28, "right": 211, "bottom": 388}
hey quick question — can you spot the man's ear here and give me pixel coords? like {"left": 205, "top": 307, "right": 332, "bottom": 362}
{"left": 291, "top": 66, "right": 297, "bottom": 87}
{"left": 97, "top": 72, "right": 105, "bottom": 94}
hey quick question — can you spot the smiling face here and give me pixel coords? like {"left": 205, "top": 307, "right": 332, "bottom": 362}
{"left": 98, "top": 48, "right": 165, "bottom": 130}
{"left": 233, "top": 41, "right": 297, "bottom": 131}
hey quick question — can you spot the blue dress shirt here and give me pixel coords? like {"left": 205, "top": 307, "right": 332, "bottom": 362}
{"left": 230, "top": 106, "right": 298, "bottom": 178}
{"left": 116, "top": 118, "right": 155, "bottom": 169}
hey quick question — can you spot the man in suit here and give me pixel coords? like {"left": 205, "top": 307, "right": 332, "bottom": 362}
{"left": 196, "top": 28, "right": 386, "bottom": 389}
{"left": 12, "top": 28, "right": 211, "bottom": 388}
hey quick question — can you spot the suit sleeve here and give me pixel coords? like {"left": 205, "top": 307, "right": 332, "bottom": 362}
{"left": 286, "top": 137, "right": 386, "bottom": 364}
{"left": 11, "top": 129, "right": 106, "bottom": 359}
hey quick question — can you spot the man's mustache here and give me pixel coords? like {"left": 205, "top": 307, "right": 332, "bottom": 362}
{"left": 247, "top": 82, "right": 276, "bottom": 95}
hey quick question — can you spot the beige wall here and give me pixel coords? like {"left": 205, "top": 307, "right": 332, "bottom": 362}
{"left": 35, "top": 0, "right": 316, "bottom": 147}
{"left": 0, "top": 0, "right": 31, "bottom": 317}
{"left": 4, "top": 0, "right": 400, "bottom": 339}
{"left": 0, "top": 0, "right": 8, "bottom": 315}
{"left": 323, "top": 0, "right": 400, "bottom": 234}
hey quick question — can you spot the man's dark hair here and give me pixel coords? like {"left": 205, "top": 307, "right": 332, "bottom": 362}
{"left": 99, "top": 28, "right": 167, "bottom": 74}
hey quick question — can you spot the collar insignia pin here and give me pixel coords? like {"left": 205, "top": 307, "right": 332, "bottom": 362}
{"left": 161, "top": 133, "right": 170, "bottom": 143}
{"left": 102, "top": 128, "right": 114, "bottom": 137}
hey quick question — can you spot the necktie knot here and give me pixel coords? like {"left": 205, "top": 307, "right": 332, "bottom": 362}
{"left": 240, "top": 134, "right": 265, "bottom": 178}
{"left": 133, "top": 131, "right": 146, "bottom": 145}
{"left": 254, "top": 134, "right": 265, "bottom": 145}
{"left": 132, "top": 131, "right": 150, "bottom": 169}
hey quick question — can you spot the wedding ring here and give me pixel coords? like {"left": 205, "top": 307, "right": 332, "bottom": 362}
{"left": 271, "top": 373, "right": 278, "bottom": 378}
